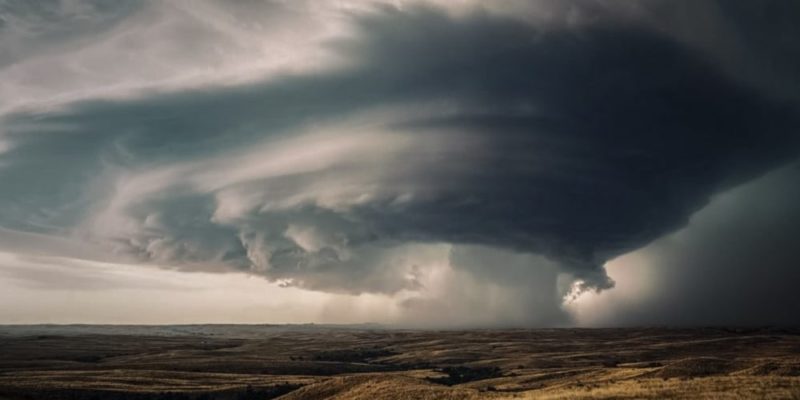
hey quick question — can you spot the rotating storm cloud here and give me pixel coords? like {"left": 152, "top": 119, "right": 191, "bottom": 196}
{"left": 0, "top": 0, "right": 798, "bottom": 326}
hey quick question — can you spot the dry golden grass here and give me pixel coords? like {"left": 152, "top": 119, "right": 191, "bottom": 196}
{"left": 525, "top": 376, "right": 800, "bottom": 399}
{"left": 278, "top": 374, "right": 494, "bottom": 400}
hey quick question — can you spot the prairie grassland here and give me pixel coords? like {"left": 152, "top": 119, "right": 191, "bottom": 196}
{"left": 0, "top": 326, "right": 798, "bottom": 399}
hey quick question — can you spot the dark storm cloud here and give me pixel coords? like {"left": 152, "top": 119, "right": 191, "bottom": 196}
{"left": 643, "top": 0, "right": 800, "bottom": 101}
{"left": 589, "top": 163, "right": 800, "bottom": 326}
{"left": 1, "top": 2, "right": 799, "bottom": 297}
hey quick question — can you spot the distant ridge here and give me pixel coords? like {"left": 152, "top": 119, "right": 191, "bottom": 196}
{"left": 0, "top": 323, "right": 390, "bottom": 338}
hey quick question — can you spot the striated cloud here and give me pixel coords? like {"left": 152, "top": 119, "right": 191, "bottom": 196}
{"left": 0, "top": 0, "right": 799, "bottom": 325}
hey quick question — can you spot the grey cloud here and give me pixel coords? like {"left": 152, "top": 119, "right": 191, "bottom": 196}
{"left": 0, "top": 0, "right": 141, "bottom": 68}
{"left": 1, "top": 3, "right": 799, "bottom": 302}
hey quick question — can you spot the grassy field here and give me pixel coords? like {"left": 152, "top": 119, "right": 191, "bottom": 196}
{"left": 0, "top": 326, "right": 799, "bottom": 399}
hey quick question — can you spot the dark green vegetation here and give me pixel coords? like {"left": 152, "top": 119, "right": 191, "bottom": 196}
{"left": 1, "top": 326, "right": 799, "bottom": 399}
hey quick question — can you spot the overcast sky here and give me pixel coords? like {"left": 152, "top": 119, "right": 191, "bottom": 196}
{"left": 0, "top": 0, "right": 798, "bottom": 327}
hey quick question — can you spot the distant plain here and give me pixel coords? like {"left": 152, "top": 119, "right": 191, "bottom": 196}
{"left": 1, "top": 325, "right": 799, "bottom": 399}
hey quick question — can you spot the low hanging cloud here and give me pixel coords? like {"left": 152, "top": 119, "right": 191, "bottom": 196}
{"left": 1, "top": 1, "right": 799, "bottom": 325}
